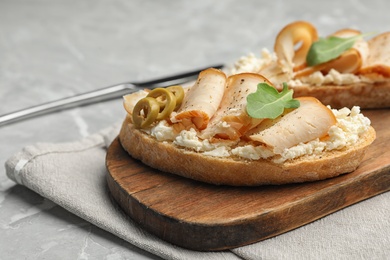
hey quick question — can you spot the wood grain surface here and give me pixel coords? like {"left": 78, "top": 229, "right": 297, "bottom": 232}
{"left": 106, "top": 109, "right": 390, "bottom": 251}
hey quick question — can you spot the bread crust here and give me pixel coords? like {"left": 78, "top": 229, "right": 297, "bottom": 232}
{"left": 119, "top": 117, "right": 376, "bottom": 186}
{"left": 290, "top": 82, "right": 390, "bottom": 109}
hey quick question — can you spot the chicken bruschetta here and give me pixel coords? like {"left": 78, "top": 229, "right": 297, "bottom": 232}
{"left": 230, "top": 21, "right": 390, "bottom": 108}
{"left": 118, "top": 69, "right": 376, "bottom": 186}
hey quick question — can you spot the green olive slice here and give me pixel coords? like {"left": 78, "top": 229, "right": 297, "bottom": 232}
{"left": 166, "top": 85, "right": 185, "bottom": 110}
{"left": 147, "top": 88, "right": 176, "bottom": 120}
{"left": 132, "top": 97, "right": 160, "bottom": 129}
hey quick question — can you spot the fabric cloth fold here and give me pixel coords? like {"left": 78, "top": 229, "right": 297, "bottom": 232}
{"left": 5, "top": 123, "right": 390, "bottom": 260}
{"left": 5, "top": 123, "right": 238, "bottom": 260}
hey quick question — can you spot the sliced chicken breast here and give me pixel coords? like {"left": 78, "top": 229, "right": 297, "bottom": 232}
{"left": 249, "top": 97, "right": 337, "bottom": 154}
{"left": 173, "top": 68, "right": 227, "bottom": 130}
{"left": 200, "top": 73, "right": 273, "bottom": 140}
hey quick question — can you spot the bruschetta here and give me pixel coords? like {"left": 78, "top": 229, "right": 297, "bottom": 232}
{"left": 229, "top": 21, "right": 390, "bottom": 108}
{"left": 119, "top": 69, "right": 376, "bottom": 186}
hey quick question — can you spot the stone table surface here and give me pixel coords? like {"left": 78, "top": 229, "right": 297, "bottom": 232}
{"left": 1, "top": 0, "right": 389, "bottom": 259}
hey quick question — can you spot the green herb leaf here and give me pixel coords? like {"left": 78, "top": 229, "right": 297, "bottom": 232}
{"left": 306, "top": 34, "right": 362, "bottom": 66}
{"left": 246, "top": 82, "right": 300, "bottom": 119}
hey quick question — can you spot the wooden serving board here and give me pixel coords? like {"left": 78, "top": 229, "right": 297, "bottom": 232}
{"left": 106, "top": 110, "right": 390, "bottom": 251}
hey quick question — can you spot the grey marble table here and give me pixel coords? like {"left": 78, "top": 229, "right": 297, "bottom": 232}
{"left": 1, "top": 0, "right": 389, "bottom": 259}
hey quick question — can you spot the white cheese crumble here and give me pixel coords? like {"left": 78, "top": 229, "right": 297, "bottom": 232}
{"left": 325, "top": 106, "right": 371, "bottom": 150}
{"left": 149, "top": 120, "right": 176, "bottom": 141}
{"left": 173, "top": 128, "right": 216, "bottom": 152}
{"left": 231, "top": 145, "right": 273, "bottom": 160}
{"left": 230, "top": 49, "right": 276, "bottom": 74}
{"left": 275, "top": 139, "right": 327, "bottom": 163}
{"left": 294, "top": 69, "right": 362, "bottom": 87}
{"left": 203, "top": 146, "right": 231, "bottom": 157}
{"left": 145, "top": 106, "right": 370, "bottom": 163}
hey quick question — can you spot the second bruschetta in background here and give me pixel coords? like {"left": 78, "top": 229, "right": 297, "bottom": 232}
{"left": 229, "top": 21, "right": 390, "bottom": 108}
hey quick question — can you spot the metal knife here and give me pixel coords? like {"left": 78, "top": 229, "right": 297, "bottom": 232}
{"left": 0, "top": 64, "right": 223, "bottom": 126}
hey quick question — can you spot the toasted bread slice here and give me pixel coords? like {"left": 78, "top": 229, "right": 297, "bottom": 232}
{"left": 119, "top": 117, "right": 376, "bottom": 186}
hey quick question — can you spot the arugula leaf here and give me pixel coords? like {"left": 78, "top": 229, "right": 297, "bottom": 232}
{"left": 246, "top": 82, "right": 300, "bottom": 119}
{"left": 306, "top": 34, "right": 362, "bottom": 66}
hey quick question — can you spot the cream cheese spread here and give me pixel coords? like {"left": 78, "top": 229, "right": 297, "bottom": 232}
{"left": 146, "top": 106, "right": 371, "bottom": 163}
{"left": 230, "top": 49, "right": 276, "bottom": 75}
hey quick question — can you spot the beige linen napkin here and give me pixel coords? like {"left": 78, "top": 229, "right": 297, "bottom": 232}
{"left": 5, "top": 124, "right": 390, "bottom": 260}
